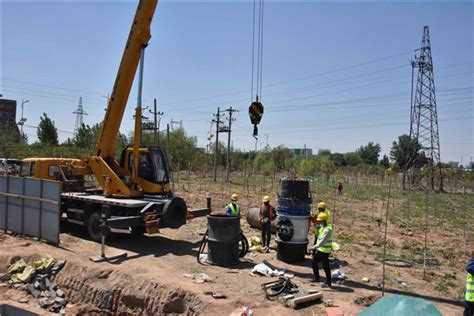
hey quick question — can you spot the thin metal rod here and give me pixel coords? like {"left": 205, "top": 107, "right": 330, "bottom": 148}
{"left": 137, "top": 48, "right": 145, "bottom": 109}
{"left": 381, "top": 175, "right": 393, "bottom": 297}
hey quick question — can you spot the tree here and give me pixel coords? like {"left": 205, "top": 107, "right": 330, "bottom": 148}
{"left": 0, "top": 122, "right": 22, "bottom": 144}
{"left": 37, "top": 113, "right": 58, "bottom": 145}
{"left": 0, "top": 123, "right": 23, "bottom": 157}
{"left": 271, "top": 146, "right": 293, "bottom": 170}
{"left": 390, "top": 134, "right": 427, "bottom": 170}
{"left": 73, "top": 123, "right": 93, "bottom": 148}
{"left": 343, "top": 152, "right": 363, "bottom": 166}
{"left": 380, "top": 154, "right": 390, "bottom": 168}
{"left": 356, "top": 142, "right": 381, "bottom": 165}
{"left": 298, "top": 158, "right": 316, "bottom": 178}
{"left": 390, "top": 134, "right": 428, "bottom": 188}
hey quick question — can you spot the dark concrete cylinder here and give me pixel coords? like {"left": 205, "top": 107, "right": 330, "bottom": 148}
{"left": 207, "top": 214, "right": 240, "bottom": 266}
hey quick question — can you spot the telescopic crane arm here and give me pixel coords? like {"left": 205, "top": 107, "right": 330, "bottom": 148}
{"left": 94, "top": 0, "right": 158, "bottom": 159}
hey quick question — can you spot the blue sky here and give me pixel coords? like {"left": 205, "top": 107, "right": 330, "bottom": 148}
{"left": 1, "top": 0, "right": 473, "bottom": 163}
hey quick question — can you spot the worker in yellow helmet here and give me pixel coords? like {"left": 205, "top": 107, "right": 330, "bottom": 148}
{"left": 260, "top": 195, "right": 276, "bottom": 251}
{"left": 311, "top": 212, "right": 333, "bottom": 288}
{"left": 465, "top": 249, "right": 474, "bottom": 316}
{"left": 309, "top": 201, "right": 332, "bottom": 246}
{"left": 225, "top": 193, "right": 241, "bottom": 216}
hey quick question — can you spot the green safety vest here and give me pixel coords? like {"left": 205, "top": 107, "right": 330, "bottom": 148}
{"left": 467, "top": 272, "right": 474, "bottom": 302}
{"left": 312, "top": 210, "right": 332, "bottom": 234}
{"left": 227, "top": 203, "right": 240, "bottom": 216}
{"left": 316, "top": 225, "right": 333, "bottom": 254}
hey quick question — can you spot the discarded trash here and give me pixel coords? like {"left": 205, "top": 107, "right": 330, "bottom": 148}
{"left": 396, "top": 278, "right": 408, "bottom": 287}
{"left": 251, "top": 262, "right": 283, "bottom": 277}
{"left": 248, "top": 236, "right": 262, "bottom": 246}
{"left": 362, "top": 277, "right": 370, "bottom": 283}
{"left": 354, "top": 295, "right": 379, "bottom": 307}
{"left": 331, "top": 270, "right": 347, "bottom": 284}
{"left": 241, "top": 306, "right": 254, "bottom": 316}
{"left": 323, "top": 299, "right": 334, "bottom": 307}
{"left": 183, "top": 273, "right": 214, "bottom": 284}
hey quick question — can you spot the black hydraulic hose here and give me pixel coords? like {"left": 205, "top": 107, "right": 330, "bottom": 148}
{"left": 239, "top": 231, "right": 249, "bottom": 258}
{"left": 197, "top": 229, "right": 209, "bottom": 264}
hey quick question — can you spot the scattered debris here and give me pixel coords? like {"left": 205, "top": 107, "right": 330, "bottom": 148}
{"left": 354, "top": 295, "right": 379, "bottom": 307}
{"left": 261, "top": 276, "right": 322, "bottom": 308}
{"left": 251, "top": 262, "right": 283, "bottom": 277}
{"left": 362, "top": 277, "right": 370, "bottom": 283}
{"left": 183, "top": 273, "right": 214, "bottom": 284}
{"left": 396, "top": 278, "right": 408, "bottom": 287}
{"left": 323, "top": 299, "right": 334, "bottom": 307}
{"left": 18, "top": 297, "right": 29, "bottom": 304}
{"left": 2, "top": 256, "right": 68, "bottom": 313}
{"left": 331, "top": 270, "right": 347, "bottom": 284}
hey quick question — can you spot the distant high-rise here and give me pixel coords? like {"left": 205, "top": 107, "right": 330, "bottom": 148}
{"left": 0, "top": 99, "right": 17, "bottom": 134}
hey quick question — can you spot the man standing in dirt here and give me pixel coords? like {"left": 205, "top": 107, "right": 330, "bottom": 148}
{"left": 225, "top": 193, "right": 240, "bottom": 216}
{"left": 337, "top": 182, "right": 343, "bottom": 195}
{"left": 311, "top": 212, "right": 333, "bottom": 288}
{"left": 465, "top": 250, "right": 474, "bottom": 316}
{"left": 260, "top": 195, "right": 276, "bottom": 251}
{"left": 310, "top": 201, "right": 332, "bottom": 246}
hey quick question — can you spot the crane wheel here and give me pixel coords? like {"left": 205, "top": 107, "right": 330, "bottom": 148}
{"left": 162, "top": 197, "right": 187, "bottom": 229}
{"left": 86, "top": 212, "right": 111, "bottom": 242}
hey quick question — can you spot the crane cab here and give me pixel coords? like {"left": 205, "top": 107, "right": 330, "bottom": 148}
{"left": 119, "top": 146, "right": 172, "bottom": 195}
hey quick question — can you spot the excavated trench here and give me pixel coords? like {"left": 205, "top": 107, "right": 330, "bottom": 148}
{"left": 0, "top": 255, "right": 202, "bottom": 315}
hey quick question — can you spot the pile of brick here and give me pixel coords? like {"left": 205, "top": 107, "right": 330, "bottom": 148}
{"left": 0, "top": 257, "right": 67, "bottom": 313}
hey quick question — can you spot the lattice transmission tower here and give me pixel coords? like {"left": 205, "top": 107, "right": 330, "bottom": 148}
{"left": 73, "top": 97, "right": 88, "bottom": 137}
{"left": 410, "top": 26, "right": 442, "bottom": 190}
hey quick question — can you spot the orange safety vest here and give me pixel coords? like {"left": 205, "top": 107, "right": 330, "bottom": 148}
{"left": 261, "top": 203, "right": 275, "bottom": 219}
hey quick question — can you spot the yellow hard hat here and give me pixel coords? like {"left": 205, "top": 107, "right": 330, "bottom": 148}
{"left": 317, "top": 202, "right": 326, "bottom": 209}
{"left": 263, "top": 195, "right": 270, "bottom": 203}
{"left": 231, "top": 193, "right": 238, "bottom": 201}
{"left": 316, "top": 213, "right": 328, "bottom": 222}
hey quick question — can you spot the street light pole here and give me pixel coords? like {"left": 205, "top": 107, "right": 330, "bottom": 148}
{"left": 18, "top": 99, "right": 29, "bottom": 135}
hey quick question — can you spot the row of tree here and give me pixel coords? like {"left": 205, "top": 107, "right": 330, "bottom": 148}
{"left": 0, "top": 115, "right": 466, "bottom": 181}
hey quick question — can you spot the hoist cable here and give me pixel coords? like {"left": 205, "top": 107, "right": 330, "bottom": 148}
{"left": 250, "top": 0, "right": 256, "bottom": 102}
{"left": 256, "top": 0, "right": 262, "bottom": 99}
{"left": 259, "top": 0, "right": 265, "bottom": 99}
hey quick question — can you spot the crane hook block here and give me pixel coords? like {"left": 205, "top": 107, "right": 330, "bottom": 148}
{"left": 249, "top": 101, "right": 264, "bottom": 125}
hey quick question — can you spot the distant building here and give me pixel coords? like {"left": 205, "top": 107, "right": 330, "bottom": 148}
{"left": 292, "top": 148, "right": 313, "bottom": 158}
{"left": 0, "top": 99, "right": 17, "bottom": 134}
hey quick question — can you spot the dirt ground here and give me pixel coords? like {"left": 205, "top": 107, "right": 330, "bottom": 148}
{"left": 0, "top": 185, "right": 468, "bottom": 315}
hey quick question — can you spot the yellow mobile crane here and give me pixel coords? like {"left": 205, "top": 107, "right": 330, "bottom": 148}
{"left": 20, "top": 0, "right": 189, "bottom": 241}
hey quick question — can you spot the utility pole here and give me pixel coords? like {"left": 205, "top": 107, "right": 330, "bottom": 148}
{"left": 207, "top": 121, "right": 214, "bottom": 172}
{"left": 18, "top": 99, "right": 29, "bottom": 137}
{"left": 212, "top": 107, "right": 223, "bottom": 182}
{"left": 224, "top": 106, "right": 238, "bottom": 182}
{"left": 170, "top": 119, "right": 183, "bottom": 131}
{"left": 409, "top": 26, "right": 443, "bottom": 191}
{"left": 149, "top": 98, "right": 164, "bottom": 146}
{"left": 166, "top": 123, "right": 170, "bottom": 156}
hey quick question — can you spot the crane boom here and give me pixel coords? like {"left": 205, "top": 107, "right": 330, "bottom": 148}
{"left": 94, "top": 0, "right": 158, "bottom": 158}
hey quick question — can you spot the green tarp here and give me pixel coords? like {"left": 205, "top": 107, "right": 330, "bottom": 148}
{"left": 357, "top": 294, "right": 442, "bottom": 316}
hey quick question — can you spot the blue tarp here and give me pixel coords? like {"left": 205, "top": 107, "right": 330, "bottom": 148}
{"left": 357, "top": 294, "right": 442, "bottom": 316}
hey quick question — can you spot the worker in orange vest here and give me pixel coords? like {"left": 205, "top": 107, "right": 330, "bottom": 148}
{"left": 260, "top": 195, "right": 276, "bottom": 251}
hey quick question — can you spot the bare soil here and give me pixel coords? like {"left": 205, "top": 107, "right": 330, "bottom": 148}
{"left": 0, "top": 183, "right": 468, "bottom": 315}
